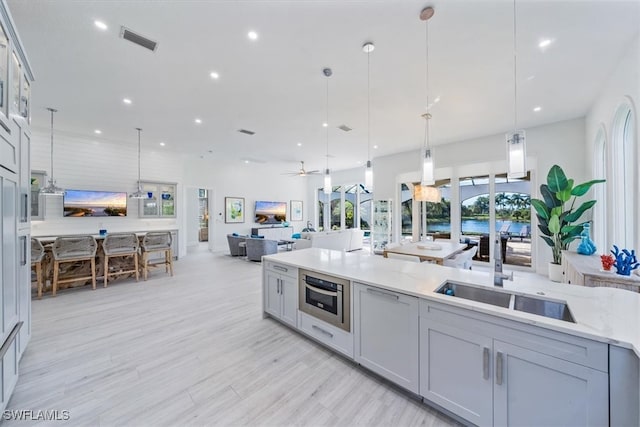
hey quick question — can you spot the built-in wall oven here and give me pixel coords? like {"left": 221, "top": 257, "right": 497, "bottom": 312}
{"left": 299, "top": 269, "right": 350, "bottom": 332}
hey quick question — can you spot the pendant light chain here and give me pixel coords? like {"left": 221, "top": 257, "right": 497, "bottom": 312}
{"left": 424, "top": 15, "right": 430, "bottom": 154}
{"left": 137, "top": 128, "right": 142, "bottom": 187}
{"left": 326, "top": 74, "right": 329, "bottom": 171}
{"left": 49, "top": 107, "right": 56, "bottom": 180}
{"left": 367, "top": 47, "right": 371, "bottom": 162}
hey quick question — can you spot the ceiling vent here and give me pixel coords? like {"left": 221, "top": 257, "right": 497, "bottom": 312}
{"left": 238, "top": 129, "right": 255, "bottom": 135}
{"left": 337, "top": 124, "right": 352, "bottom": 132}
{"left": 120, "top": 26, "right": 158, "bottom": 52}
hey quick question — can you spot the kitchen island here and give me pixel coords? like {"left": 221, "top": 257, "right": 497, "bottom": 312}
{"left": 262, "top": 248, "right": 640, "bottom": 427}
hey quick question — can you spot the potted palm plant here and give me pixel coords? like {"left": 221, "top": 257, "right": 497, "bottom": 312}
{"left": 531, "top": 165, "right": 605, "bottom": 282}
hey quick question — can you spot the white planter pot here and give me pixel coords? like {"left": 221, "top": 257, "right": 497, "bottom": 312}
{"left": 548, "top": 262, "right": 564, "bottom": 282}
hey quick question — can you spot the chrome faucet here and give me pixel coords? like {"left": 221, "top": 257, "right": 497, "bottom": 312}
{"left": 494, "top": 238, "right": 513, "bottom": 287}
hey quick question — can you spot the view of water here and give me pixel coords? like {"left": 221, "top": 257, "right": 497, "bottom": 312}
{"left": 428, "top": 219, "right": 530, "bottom": 235}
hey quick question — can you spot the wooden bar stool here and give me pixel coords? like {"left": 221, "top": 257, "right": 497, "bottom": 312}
{"left": 102, "top": 233, "right": 139, "bottom": 287}
{"left": 31, "top": 238, "right": 45, "bottom": 299}
{"left": 140, "top": 232, "right": 173, "bottom": 280}
{"left": 51, "top": 236, "right": 97, "bottom": 296}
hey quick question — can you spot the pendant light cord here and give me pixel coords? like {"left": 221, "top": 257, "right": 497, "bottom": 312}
{"left": 424, "top": 16, "right": 431, "bottom": 154}
{"left": 325, "top": 74, "right": 329, "bottom": 170}
{"left": 513, "top": 0, "right": 518, "bottom": 132}
{"left": 367, "top": 48, "right": 371, "bottom": 162}
{"left": 136, "top": 128, "right": 142, "bottom": 188}
{"left": 47, "top": 107, "right": 57, "bottom": 180}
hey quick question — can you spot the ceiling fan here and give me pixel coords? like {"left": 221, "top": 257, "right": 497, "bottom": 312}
{"left": 283, "top": 161, "right": 321, "bottom": 177}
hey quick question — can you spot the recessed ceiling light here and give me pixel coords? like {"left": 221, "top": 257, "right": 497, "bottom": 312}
{"left": 244, "top": 160, "right": 250, "bottom": 164}
{"left": 195, "top": 118, "right": 202, "bottom": 124}
{"left": 123, "top": 98, "right": 132, "bottom": 104}
{"left": 373, "top": 145, "right": 378, "bottom": 149}
{"left": 322, "top": 122, "right": 328, "bottom": 128}
{"left": 94, "top": 129, "right": 102, "bottom": 134}
{"left": 356, "top": 160, "right": 362, "bottom": 165}
{"left": 433, "top": 96, "right": 441, "bottom": 103}
{"left": 159, "top": 142, "right": 166, "bottom": 146}
{"left": 538, "top": 39, "right": 553, "bottom": 48}
{"left": 248, "top": 31, "right": 258, "bottom": 40}
{"left": 533, "top": 106, "right": 542, "bottom": 112}
{"left": 297, "top": 142, "right": 302, "bottom": 147}
{"left": 210, "top": 71, "right": 219, "bottom": 79}
{"left": 526, "top": 75, "right": 536, "bottom": 81}
{"left": 94, "top": 20, "right": 108, "bottom": 30}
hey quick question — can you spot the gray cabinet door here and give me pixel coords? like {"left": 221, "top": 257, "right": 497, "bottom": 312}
{"left": 280, "top": 275, "right": 297, "bottom": 328}
{"left": 17, "top": 234, "right": 30, "bottom": 357}
{"left": 419, "top": 318, "right": 493, "bottom": 426}
{"left": 264, "top": 271, "right": 281, "bottom": 319}
{"left": 493, "top": 340, "right": 608, "bottom": 427}
{"left": 1, "top": 170, "right": 19, "bottom": 340}
{"left": 354, "top": 283, "right": 419, "bottom": 393}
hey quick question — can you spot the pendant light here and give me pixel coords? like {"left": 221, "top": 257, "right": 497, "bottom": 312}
{"left": 40, "top": 107, "right": 64, "bottom": 196}
{"left": 129, "top": 127, "right": 147, "bottom": 199}
{"left": 322, "top": 67, "right": 332, "bottom": 195}
{"left": 506, "top": 0, "right": 526, "bottom": 179}
{"left": 420, "top": 6, "right": 436, "bottom": 187}
{"left": 363, "top": 42, "right": 374, "bottom": 190}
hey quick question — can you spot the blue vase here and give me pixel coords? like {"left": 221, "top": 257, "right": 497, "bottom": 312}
{"left": 577, "top": 223, "right": 596, "bottom": 255}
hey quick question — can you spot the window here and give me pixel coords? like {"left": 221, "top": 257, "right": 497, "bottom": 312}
{"left": 612, "top": 106, "right": 636, "bottom": 248}
{"left": 330, "top": 185, "right": 342, "bottom": 230}
{"left": 592, "top": 128, "right": 606, "bottom": 250}
{"left": 401, "top": 180, "right": 451, "bottom": 242}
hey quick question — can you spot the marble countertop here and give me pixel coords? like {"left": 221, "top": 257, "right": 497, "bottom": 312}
{"left": 263, "top": 248, "right": 640, "bottom": 357}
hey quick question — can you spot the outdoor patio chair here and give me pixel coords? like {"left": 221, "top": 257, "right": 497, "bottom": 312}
{"left": 499, "top": 222, "right": 511, "bottom": 236}
{"left": 519, "top": 225, "right": 531, "bottom": 241}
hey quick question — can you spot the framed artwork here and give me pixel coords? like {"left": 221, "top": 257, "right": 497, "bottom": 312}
{"left": 225, "top": 197, "right": 245, "bottom": 223}
{"left": 290, "top": 200, "right": 303, "bottom": 221}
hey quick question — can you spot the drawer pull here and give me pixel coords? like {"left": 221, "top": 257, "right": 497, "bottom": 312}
{"left": 312, "top": 324, "right": 334, "bottom": 338}
{"left": 366, "top": 287, "right": 399, "bottom": 300}
{"left": 273, "top": 265, "right": 288, "bottom": 272}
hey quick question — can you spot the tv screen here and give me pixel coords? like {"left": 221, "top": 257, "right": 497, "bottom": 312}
{"left": 255, "top": 201, "right": 286, "bottom": 224}
{"left": 63, "top": 190, "right": 127, "bottom": 217}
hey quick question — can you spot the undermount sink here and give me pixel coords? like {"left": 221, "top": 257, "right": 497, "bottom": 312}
{"left": 435, "top": 281, "right": 576, "bottom": 323}
{"left": 435, "top": 282, "right": 512, "bottom": 308}
{"left": 513, "top": 295, "right": 575, "bottom": 323}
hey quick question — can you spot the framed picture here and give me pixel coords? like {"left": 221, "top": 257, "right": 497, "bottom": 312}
{"left": 225, "top": 197, "right": 245, "bottom": 223}
{"left": 290, "top": 200, "right": 303, "bottom": 221}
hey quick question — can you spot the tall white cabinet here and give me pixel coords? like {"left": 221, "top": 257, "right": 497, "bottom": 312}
{"left": 0, "top": 0, "right": 34, "bottom": 411}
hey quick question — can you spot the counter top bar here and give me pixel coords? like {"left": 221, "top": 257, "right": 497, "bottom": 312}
{"left": 264, "top": 248, "right": 640, "bottom": 357}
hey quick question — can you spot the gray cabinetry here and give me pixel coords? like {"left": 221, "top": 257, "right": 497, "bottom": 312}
{"left": 263, "top": 261, "right": 298, "bottom": 328}
{"left": 354, "top": 282, "right": 419, "bottom": 393}
{"left": 419, "top": 301, "right": 608, "bottom": 427}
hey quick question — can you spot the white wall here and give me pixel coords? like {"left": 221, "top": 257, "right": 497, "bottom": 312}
{"left": 181, "top": 158, "right": 308, "bottom": 251}
{"left": 368, "top": 117, "right": 587, "bottom": 274}
{"left": 585, "top": 34, "right": 639, "bottom": 251}
{"left": 30, "top": 130, "right": 185, "bottom": 255}
{"left": 185, "top": 187, "right": 200, "bottom": 248}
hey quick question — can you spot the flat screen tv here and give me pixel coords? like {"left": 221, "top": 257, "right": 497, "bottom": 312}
{"left": 63, "top": 190, "right": 127, "bottom": 217}
{"left": 255, "top": 200, "right": 286, "bottom": 224}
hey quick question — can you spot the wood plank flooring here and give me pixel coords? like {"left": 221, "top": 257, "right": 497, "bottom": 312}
{"left": 6, "top": 248, "right": 461, "bottom": 426}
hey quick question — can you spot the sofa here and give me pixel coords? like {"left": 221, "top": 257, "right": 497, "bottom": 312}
{"left": 294, "top": 229, "right": 364, "bottom": 252}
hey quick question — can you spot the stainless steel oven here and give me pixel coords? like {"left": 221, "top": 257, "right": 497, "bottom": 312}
{"left": 299, "top": 269, "right": 350, "bottom": 332}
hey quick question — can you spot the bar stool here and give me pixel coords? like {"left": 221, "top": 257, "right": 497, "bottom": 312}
{"left": 51, "top": 236, "right": 97, "bottom": 296}
{"left": 102, "top": 233, "right": 139, "bottom": 287}
{"left": 31, "top": 238, "right": 45, "bottom": 299}
{"left": 140, "top": 232, "right": 173, "bottom": 280}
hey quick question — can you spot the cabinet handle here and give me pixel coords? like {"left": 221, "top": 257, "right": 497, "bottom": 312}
{"left": 20, "top": 236, "right": 27, "bottom": 266}
{"left": 312, "top": 325, "right": 334, "bottom": 338}
{"left": 483, "top": 347, "right": 490, "bottom": 380}
{"left": 277, "top": 279, "right": 281, "bottom": 294}
{"left": 496, "top": 351, "right": 504, "bottom": 385}
{"left": 273, "top": 265, "right": 288, "bottom": 272}
{"left": 21, "top": 193, "right": 28, "bottom": 222}
{"left": 366, "top": 287, "right": 399, "bottom": 301}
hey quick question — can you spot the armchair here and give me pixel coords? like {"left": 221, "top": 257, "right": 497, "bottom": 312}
{"left": 245, "top": 238, "right": 278, "bottom": 262}
{"left": 227, "top": 234, "right": 247, "bottom": 256}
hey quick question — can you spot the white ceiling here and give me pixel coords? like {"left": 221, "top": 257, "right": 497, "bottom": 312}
{"left": 7, "top": 0, "right": 640, "bottom": 172}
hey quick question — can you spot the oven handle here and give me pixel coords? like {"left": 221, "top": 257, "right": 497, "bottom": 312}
{"left": 305, "top": 283, "right": 339, "bottom": 297}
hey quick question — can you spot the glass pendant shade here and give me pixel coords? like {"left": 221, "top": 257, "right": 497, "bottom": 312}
{"left": 323, "top": 169, "right": 332, "bottom": 195}
{"left": 421, "top": 148, "right": 435, "bottom": 186}
{"left": 506, "top": 130, "right": 526, "bottom": 179}
{"left": 41, "top": 107, "right": 64, "bottom": 196}
{"left": 414, "top": 184, "right": 441, "bottom": 203}
{"left": 130, "top": 128, "right": 149, "bottom": 199}
{"left": 365, "top": 160, "right": 373, "bottom": 189}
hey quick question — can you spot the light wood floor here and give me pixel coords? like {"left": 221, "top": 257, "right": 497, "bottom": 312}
{"left": 7, "top": 248, "right": 461, "bottom": 427}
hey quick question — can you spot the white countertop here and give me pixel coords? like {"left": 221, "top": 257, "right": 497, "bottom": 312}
{"left": 264, "top": 248, "right": 640, "bottom": 357}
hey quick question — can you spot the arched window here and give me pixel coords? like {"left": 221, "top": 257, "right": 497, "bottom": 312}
{"left": 612, "top": 105, "right": 636, "bottom": 248}
{"left": 592, "top": 127, "right": 606, "bottom": 250}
